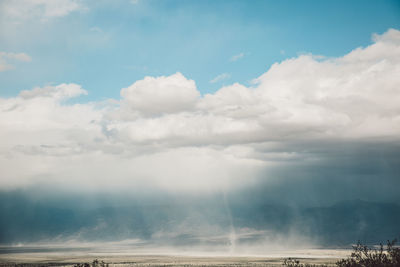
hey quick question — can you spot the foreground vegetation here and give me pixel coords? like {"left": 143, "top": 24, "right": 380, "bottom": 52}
{"left": 283, "top": 239, "right": 400, "bottom": 267}
{"left": 74, "top": 259, "right": 109, "bottom": 267}
{"left": 336, "top": 239, "right": 400, "bottom": 267}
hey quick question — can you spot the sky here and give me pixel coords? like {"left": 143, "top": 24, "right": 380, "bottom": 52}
{"left": 1, "top": 0, "right": 400, "bottom": 99}
{"left": 0, "top": 0, "right": 400, "bottom": 248}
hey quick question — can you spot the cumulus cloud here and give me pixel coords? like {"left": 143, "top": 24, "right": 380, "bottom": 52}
{"left": 120, "top": 72, "right": 200, "bottom": 116}
{"left": 1, "top": 29, "right": 400, "bottom": 193}
{"left": 0, "top": 52, "right": 31, "bottom": 71}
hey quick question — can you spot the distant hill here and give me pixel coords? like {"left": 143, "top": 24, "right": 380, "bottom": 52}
{"left": 0, "top": 192, "right": 399, "bottom": 246}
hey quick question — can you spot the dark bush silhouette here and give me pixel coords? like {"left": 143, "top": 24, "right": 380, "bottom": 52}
{"left": 283, "top": 239, "right": 400, "bottom": 267}
{"left": 74, "top": 259, "right": 108, "bottom": 267}
{"left": 283, "top": 258, "right": 328, "bottom": 266}
{"left": 336, "top": 239, "right": 400, "bottom": 267}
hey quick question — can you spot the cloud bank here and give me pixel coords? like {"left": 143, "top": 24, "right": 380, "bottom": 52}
{"left": 0, "top": 29, "right": 399, "bottom": 195}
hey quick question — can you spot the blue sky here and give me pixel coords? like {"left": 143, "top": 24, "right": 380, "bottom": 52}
{"left": 1, "top": 0, "right": 399, "bottom": 100}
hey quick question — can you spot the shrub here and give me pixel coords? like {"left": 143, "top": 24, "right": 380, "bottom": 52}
{"left": 74, "top": 259, "right": 109, "bottom": 267}
{"left": 283, "top": 239, "right": 400, "bottom": 267}
{"left": 283, "top": 258, "right": 328, "bottom": 267}
{"left": 336, "top": 239, "right": 400, "bottom": 267}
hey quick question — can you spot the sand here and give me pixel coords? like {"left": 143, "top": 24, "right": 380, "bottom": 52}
{"left": 0, "top": 248, "right": 351, "bottom": 266}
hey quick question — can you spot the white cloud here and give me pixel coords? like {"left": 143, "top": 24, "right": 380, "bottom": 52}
{"left": 1, "top": 29, "right": 400, "bottom": 192}
{"left": 210, "top": 73, "right": 231, "bottom": 83}
{"left": 230, "top": 52, "right": 245, "bottom": 62}
{"left": 120, "top": 72, "right": 200, "bottom": 116}
{"left": 0, "top": 52, "right": 32, "bottom": 62}
{"left": 19, "top": 83, "right": 87, "bottom": 100}
{"left": 0, "top": 52, "right": 31, "bottom": 71}
{"left": 0, "top": 62, "right": 13, "bottom": 72}
{"left": 89, "top": 27, "right": 103, "bottom": 33}
{"left": 0, "top": 0, "right": 83, "bottom": 22}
